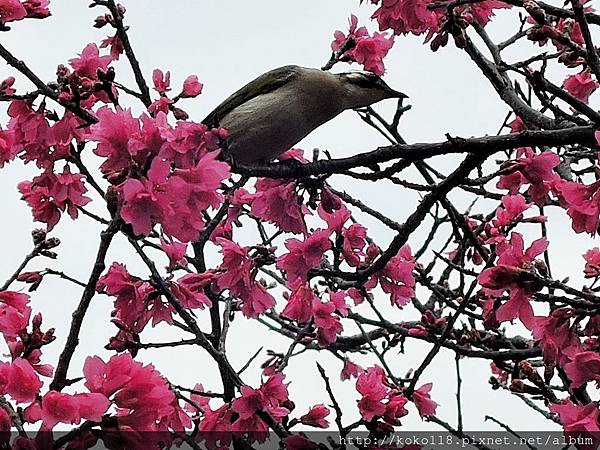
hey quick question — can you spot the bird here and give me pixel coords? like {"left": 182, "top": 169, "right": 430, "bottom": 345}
{"left": 202, "top": 65, "right": 406, "bottom": 165}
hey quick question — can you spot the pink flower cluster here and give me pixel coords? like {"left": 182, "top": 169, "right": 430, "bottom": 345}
{"left": 7, "top": 100, "right": 84, "bottom": 169}
{"left": 563, "top": 70, "right": 599, "bottom": 104}
{"left": 0, "top": 0, "right": 49, "bottom": 26}
{"left": 282, "top": 286, "right": 347, "bottom": 346}
{"left": 0, "top": 291, "right": 55, "bottom": 407}
{"left": 497, "top": 148, "right": 560, "bottom": 206}
{"left": 332, "top": 15, "right": 394, "bottom": 75}
{"left": 199, "top": 374, "right": 290, "bottom": 447}
{"left": 18, "top": 167, "right": 91, "bottom": 231}
{"left": 550, "top": 401, "right": 600, "bottom": 450}
{"left": 149, "top": 69, "right": 204, "bottom": 118}
{"left": 90, "top": 107, "right": 230, "bottom": 242}
{"left": 216, "top": 238, "right": 275, "bottom": 318}
{"left": 83, "top": 354, "right": 191, "bottom": 437}
{"left": 370, "top": 0, "right": 508, "bottom": 37}
{"left": 529, "top": 306, "right": 600, "bottom": 390}
{"left": 355, "top": 366, "right": 437, "bottom": 423}
{"left": 479, "top": 232, "right": 547, "bottom": 329}
{"left": 97, "top": 262, "right": 212, "bottom": 348}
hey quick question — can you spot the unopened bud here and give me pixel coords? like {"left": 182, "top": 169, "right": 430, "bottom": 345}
{"left": 523, "top": 0, "right": 546, "bottom": 24}
{"left": 32, "top": 313, "right": 43, "bottom": 329}
{"left": 172, "top": 107, "right": 189, "bottom": 120}
{"left": 40, "top": 250, "right": 57, "bottom": 259}
{"left": 320, "top": 188, "right": 342, "bottom": 213}
{"left": 94, "top": 14, "right": 109, "bottom": 28}
{"left": 430, "top": 32, "right": 449, "bottom": 52}
{"left": 17, "top": 271, "right": 42, "bottom": 284}
{"left": 106, "top": 185, "right": 120, "bottom": 217}
{"left": 42, "top": 237, "right": 61, "bottom": 249}
{"left": 31, "top": 229, "right": 46, "bottom": 245}
{"left": 452, "top": 30, "right": 467, "bottom": 49}
{"left": 533, "top": 259, "right": 549, "bottom": 277}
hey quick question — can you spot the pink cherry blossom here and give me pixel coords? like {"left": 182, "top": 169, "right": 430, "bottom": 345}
{"left": 563, "top": 70, "right": 599, "bottom": 103}
{"left": 372, "top": 0, "right": 442, "bottom": 36}
{"left": 0, "top": 0, "right": 27, "bottom": 24}
{"left": 83, "top": 353, "right": 189, "bottom": 433}
{"left": 367, "top": 244, "right": 416, "bottom": 307}
{"left": 216, "top": 238, "right": 274, "bottom": 317}
{"left": 507, "top": 116, "right": 526, "bottom": 133}
{"left": 531, "top": 308, "right": 580, "bottom": 367}
{"left": 148, "top": 96, "right": 174, "bottom": 115}
{"left": 232, "top": 385, "right": 267, "bottom": 420}
{"left": 312, "top": 298, "right": 343, "bottom": 346}
{"left": 181, "top": 75, "right": 203, "bottom": 98}
{"left": 317, "top": 190, "right": 351, "bottom": 233}
{"left": 0, "top": 76, "right": 15, "bottom": 96}
{"left": 563, "top": 350, "right": 600, "bottom": 388}
{"left": 231, "top": 374, "right": 290, "bottom": 430}
{"left": 583, "top": 247, "right": 600, "bottom": 277}
{"left": 341, "top": 223, "right": 368, "bottom": 267}
{"left": 550, "top": 401, "right": 600, "bottom": 450}
{"left": 183, "top": 383, "right": 210, "bottom": 416}
{"left": 332, "top": 15, "right": 394, "bottom": 75}
{"left": 277, "top": 229, "right": 332, "bottom": 285}
{"left": 299, "top": 404, "right": 330, "bottom": 428}
{"left": 494, "top": 194, "right": 529, "bottom": 227}
{"left": 463, "top": 1, "right": 511, "bottom": 26}
{"left": 384, "top": 393, "right": 409, "bottom": 425}
{"left": 90, "top": 107, "right": 142, "bottom": 178}
{"left": 34, "top": 391, "right": 109, "bottom": 429}
{"left": 352, "top": 32, "right": 394, "bottom": 76}
{"left": 7, "top": 99, "right": 58, "bottom": 168}
{"left": 22, "top": 0, "right": 50, "bottom": 19}
{"left": 152, "top": 69, "right": 171, "bottom": 94}
{"left": 5, "top": 358, "right": 42, "bottom": 403}
{"left": 413, "top": 383, "right": 438, "bottom": 418}
{"left": 251, "top": 179, "right": 309, "bottom": 235}
{"left": 172, "top": 273, "right": 213, "bottom": 310}
{"left": 356, "top": 366, "right": 388, "bottom": 421}
{"left": 497, "top": 148, "right": 560, "bottom": 205}
{"left": 554, "top": 178, "right": 600, "bottom": 235}
{"left": 18, "top": 169, "right": 91, "bottom": 230}
{"left": 0, "top": 126, "right": 15, "bottom": 168}
{"left": 100, "top": 34, "right": 124, "bottom": 60}
{"left": 341, "top": 358, "right": 364, "bottom": 380}
{"left": 332, "top": 15, "right": 369, "bottom": 52}
{"left": 97, "top": 262, "right": 160, "bottom": 333}
{"left": 160, "top": 238, "right": 188, "bottom": 269}
{"left": 479, "top": 232, "right": 548, "bottom": 329}
{"left": 69, "top": 43, "right": 112, "bottom": 79}
{"left": 0, "top": 291, "right": 31, "bottom": 338}
{"left": 282, "top": 283, "right": 316, "bottom": 323}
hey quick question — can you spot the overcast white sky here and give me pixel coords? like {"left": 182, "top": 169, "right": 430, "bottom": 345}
{"left": 0, "top": 0, "right": 597, "bottom": 435}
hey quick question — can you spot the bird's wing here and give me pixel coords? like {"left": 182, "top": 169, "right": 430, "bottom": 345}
{"left": 202, "top": 65, "right": 302, "bottom": 128}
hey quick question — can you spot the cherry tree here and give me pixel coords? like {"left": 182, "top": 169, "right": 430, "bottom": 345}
{"left": 0, "top": 0, "right": 599, "bottom": 449}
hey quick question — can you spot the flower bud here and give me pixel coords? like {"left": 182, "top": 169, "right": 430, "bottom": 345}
{"left": 17, "top": 271, "right": 42, "bottom": 283}
{"left": 181, "top": 75, "right": 203, "bottom": 98}
{"left": 94, "top": 14, "right": 109, "bottom": 28}
{"left": 172, "top": 107, "right": 189, "bottom": 120}
{"left": 31, "top": 229, "right": 47, "bottom": 245}
{"left": 42, "top": 237, "right": 61, "bottom": 249}
{"left": 523, "top": 0, "right": 546, "bottom": 24}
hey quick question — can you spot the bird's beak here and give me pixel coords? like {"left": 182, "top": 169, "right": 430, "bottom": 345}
{"left": 388, "top": 88, "right": 408, "bottom": 99}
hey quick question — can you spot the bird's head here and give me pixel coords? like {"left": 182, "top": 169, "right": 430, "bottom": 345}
{"left": 336, "top": 71, "right": 407, "bottom": 109}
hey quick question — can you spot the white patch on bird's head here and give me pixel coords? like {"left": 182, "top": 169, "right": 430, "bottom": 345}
{"left": 335, "top": 71, "right": 407, "bottom": 108}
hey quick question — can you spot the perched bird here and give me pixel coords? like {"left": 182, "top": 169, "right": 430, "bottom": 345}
{"left": 202, "top": 65, "right": 406, "bottom": 164}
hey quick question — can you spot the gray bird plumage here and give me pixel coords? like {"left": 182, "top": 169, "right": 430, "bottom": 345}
{"left": 203, "top": 65, "right": 406, "bottom": 164}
